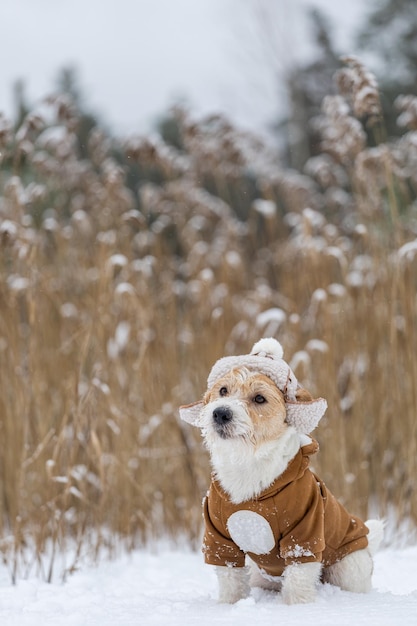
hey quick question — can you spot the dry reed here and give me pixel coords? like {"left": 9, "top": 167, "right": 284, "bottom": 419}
{"left": 0, "top": 62, "right": 416, "bottom": 581}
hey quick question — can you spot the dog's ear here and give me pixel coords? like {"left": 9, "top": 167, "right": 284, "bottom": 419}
{"left": 179, "top": 401, "right": 204, "bottom": 426}
{"left": 295, "top": 387, "right": 313, "bottom": 402}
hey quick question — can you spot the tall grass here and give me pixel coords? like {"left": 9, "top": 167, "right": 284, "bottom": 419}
{"left": 0, "top": 60, "right": 416, "bottom": 580}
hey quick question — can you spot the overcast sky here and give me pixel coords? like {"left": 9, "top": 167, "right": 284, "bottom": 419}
{"left": 0, "top": 0, "right": 368, "bottom": 137}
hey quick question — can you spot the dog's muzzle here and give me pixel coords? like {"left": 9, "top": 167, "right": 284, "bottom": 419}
{"left": 212, "top": 406, "right": 233, "bottom": 437}
{"left": 213, "top": 406, "right": 233, "bottom": 425}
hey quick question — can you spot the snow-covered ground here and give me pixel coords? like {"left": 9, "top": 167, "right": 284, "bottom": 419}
{"left": 1, "top": 544, "right": 416, "bottom": 625}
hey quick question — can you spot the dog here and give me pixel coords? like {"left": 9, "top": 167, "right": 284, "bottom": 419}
{"left": 180, "top": 338, "right": 383, "bottom": 604}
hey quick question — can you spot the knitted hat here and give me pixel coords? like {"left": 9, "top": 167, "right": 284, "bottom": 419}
{"left": 179, "top": 337, "right": 327, "bottom": 434}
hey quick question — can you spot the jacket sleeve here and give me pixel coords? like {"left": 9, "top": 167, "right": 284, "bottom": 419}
{"left": 278, "top": 474, "right": 326, "bottom": 565}
{"left": 202, "top": 495, "right": 246, "bottom": 568}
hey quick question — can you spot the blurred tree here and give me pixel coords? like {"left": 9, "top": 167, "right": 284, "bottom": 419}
{"left": 13, "top": 79, "right": 30, "bottom": 129}
{"left": 357, "top": 0, "right": 417, "bottom": 138}
{"left": 157, "top": 109, "right": 185, "bottom": 151}
{"left": 278, "top": 9, "right": 340, "bottom": 169}
{"left": 55, "top": 66, "right": 101, "bottom": 158}
{"left": 56, "top": 67, "right": 83, "bottom": 104}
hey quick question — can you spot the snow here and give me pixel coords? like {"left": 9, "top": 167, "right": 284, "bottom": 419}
{"left": 256, "top": 308, "right": 286, "bottom": 329}
{"left": 107, "top": 254, "right": 128, "bottom": 270}
{"left": 36, "top": 126, "right": 69, "bottom": 149}
{"left": 252, "top": 199, "right": 277, "bottom": 217}
{"left": 0, "top": 220, "right": 18, "bottom": 238}
{"left": 397, "top": 239, "right": 417, "bottom": 263}
{"left": 0, "top": 545, "right": 416, "bottom": 625}
{"left": 282, "top": 544, "right": 315, "bottom": 559}
{"left": 6, "top": 275, "right": 30, "bottom": 293}
{"left": 305, "top": 339, "right": 329, "bottom": 353}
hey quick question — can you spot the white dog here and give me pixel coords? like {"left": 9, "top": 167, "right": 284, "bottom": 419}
{"left": 180, "top": 338, "right": 383, "bottom": 604}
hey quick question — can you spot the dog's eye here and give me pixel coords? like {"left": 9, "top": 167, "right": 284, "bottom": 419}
{"left": 219, "top": 387, "right": 228, "bottom": 397}
{"left": 253, "top": 394, "right": 266, "bottom": 404}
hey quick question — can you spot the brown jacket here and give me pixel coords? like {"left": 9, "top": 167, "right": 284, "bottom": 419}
{"left": 203, "top": 440, "right": 368, "bottom": 576}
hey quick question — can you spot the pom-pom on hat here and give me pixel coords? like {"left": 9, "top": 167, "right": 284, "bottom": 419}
{"left": 180, "top": 338, "right": 327, "bottom": 434}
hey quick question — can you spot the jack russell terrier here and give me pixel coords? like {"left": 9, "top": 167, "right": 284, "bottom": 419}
{"left": 180, "top": 338, "right": 383, "bottom": 604}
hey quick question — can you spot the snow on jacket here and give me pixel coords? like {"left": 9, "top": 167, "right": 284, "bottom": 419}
{"left": 203, "top": 439, "right": 369, "bottom": 576}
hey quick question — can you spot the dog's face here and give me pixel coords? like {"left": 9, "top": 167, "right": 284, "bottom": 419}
{"left": 200, "top": 367, "right": 288, "bottom": 449}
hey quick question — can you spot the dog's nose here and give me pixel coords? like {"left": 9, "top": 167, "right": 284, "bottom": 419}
{"left": 213, "top": 406, "right": 233, "bottom": 425}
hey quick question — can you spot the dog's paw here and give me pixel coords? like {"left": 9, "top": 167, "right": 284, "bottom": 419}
{"left": 281, "top": 584, "right": 317, "bottom": 605}
{"left": 216, "top": 565, "right": 250, "bottom": 604}
{"left": 281, "top": 562, "right": 321, "bottom": 605}
{"left": 218, "top": 588, "right": 247, "bottom": 604}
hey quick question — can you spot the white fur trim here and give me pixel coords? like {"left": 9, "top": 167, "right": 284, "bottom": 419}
{"left": 250, "top": 337, "right": 284, "bottom": 360}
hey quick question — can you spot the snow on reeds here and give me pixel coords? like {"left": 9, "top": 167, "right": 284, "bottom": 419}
{"left": 0, "top": 63, "right": 416, "bottom": 580}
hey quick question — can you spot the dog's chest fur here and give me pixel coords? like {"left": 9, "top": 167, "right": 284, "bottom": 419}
{"left": 209, "top": 427, "right": 303, "bottom": 504}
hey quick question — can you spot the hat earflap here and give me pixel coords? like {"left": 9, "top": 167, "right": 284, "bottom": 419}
{"left": 286, "top": 397, "right": 327, "bottom": 433}
{"left": 179, "top": 401, "right": 204, "bottom": 426}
